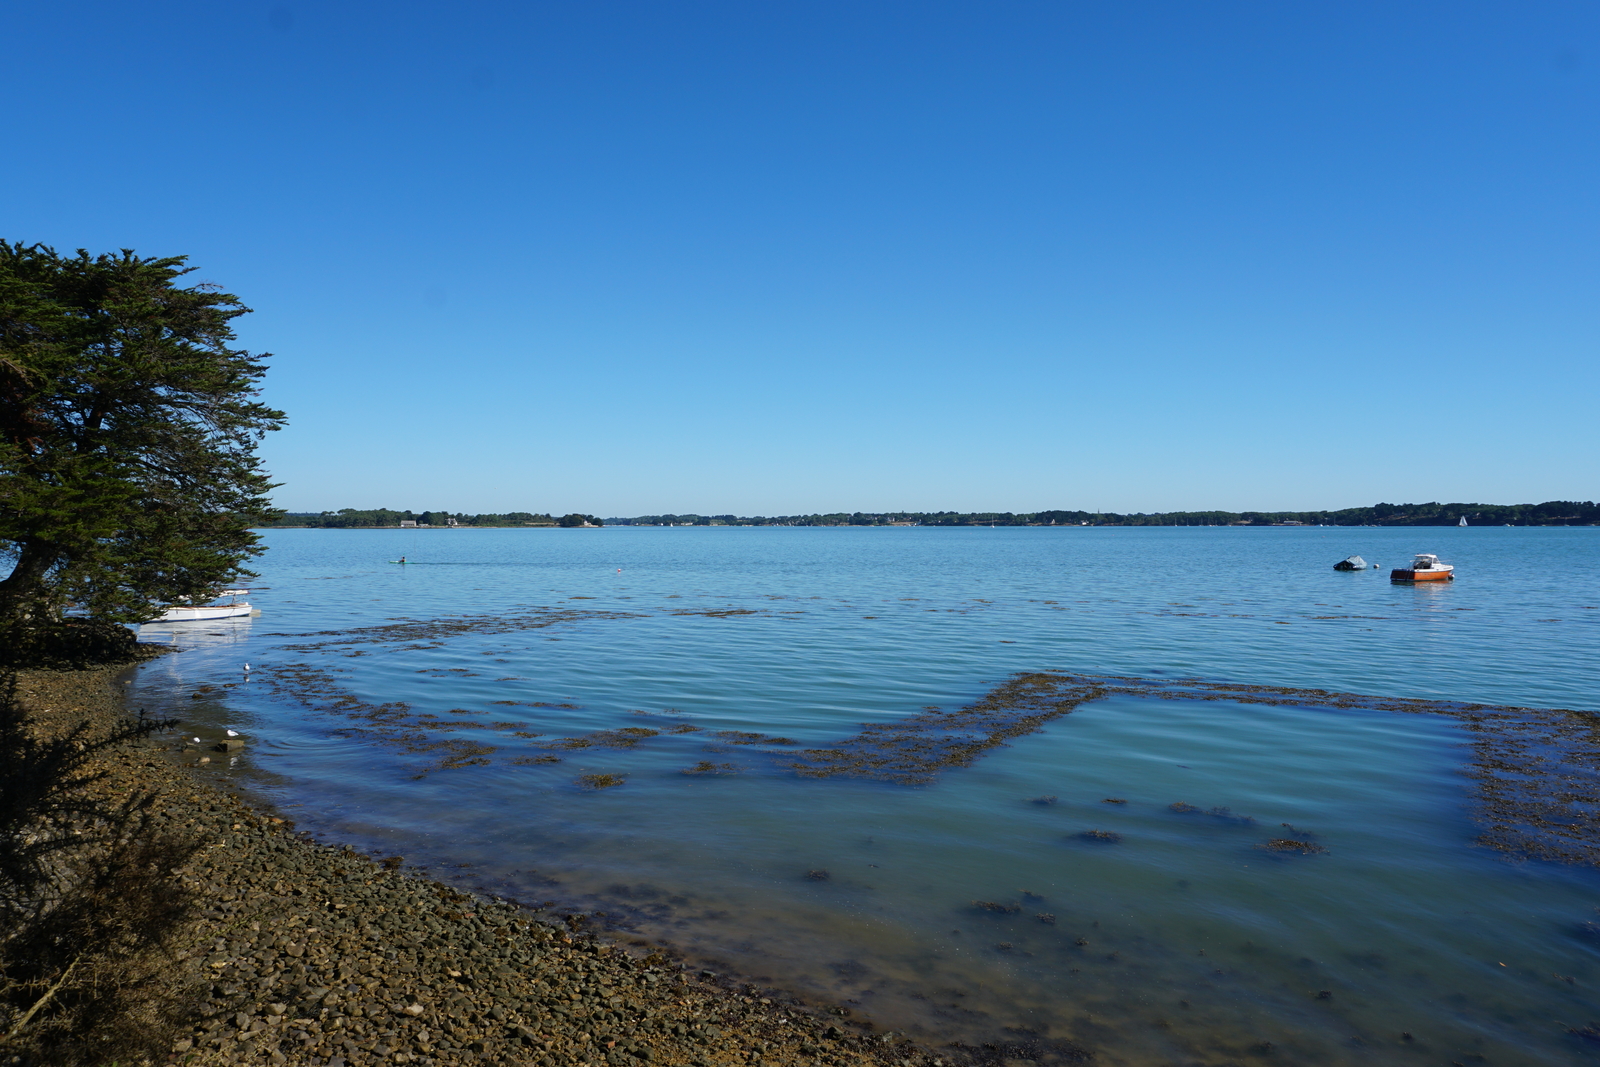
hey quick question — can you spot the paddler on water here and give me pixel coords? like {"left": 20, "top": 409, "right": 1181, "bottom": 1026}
{"left": 399, "top": 555, "right": 406, "bottom": 564}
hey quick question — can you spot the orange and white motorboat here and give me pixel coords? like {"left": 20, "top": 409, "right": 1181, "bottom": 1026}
{"left": 1390, "top": 553, "right": 1454, "bottom": 583}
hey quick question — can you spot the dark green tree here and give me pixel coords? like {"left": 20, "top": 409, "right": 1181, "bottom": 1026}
{"left": 0, "top": 243, "right": 285, "bottom": 641}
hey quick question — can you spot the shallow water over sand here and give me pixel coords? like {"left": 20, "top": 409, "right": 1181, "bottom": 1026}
{"left": 133, "top": 527, "right": 1600, "bottom": 1064}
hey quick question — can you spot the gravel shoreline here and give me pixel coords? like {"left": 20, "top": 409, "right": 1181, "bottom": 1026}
{"left": 15, "top": 666, "right": 948, "bottom": 1067}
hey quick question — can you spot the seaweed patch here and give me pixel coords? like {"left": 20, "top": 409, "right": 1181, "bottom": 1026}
{"left": 576, "top": 773, "right": 626, "bottom": 789}
{"left": 536, "top": 727, "right": 662, "bottom": 751}
{"left": 1168, "top": 803, "right": 1256, "bottom": 825}
{"left": 669, "top": 608, "right": 764, "bottom": 618}
{"left": 1056, "top": 671, "right": 1600, "bottom": 868}
{"left": 269, "top": 604, "right": 645, "bottom": 652}
{"left": 780, "top": 674, "right": 1108, "bottom": 785}
{"left": 776, "top": 669, "right": 1600, "bottom": 866}
{"left": 972, "top": 901, "right": 1021, "bottom": 914}
{"left": 713, "top": 730, "right": 799, "bottom": 745}
{"left": 681, "top": 761, "right": 738, "bottom": 776}
{"left": 254, "top": 662, "right": 504, "bottom": 778}
{"left": 1256, "top": 839, "right": 1328, "bottom": 855}
{"left": 257, "top": 644, "right": 1600, "bottom": 867}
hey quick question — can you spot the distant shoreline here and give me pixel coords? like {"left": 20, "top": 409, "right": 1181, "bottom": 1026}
{"left": 259, "top": 498, "right": 1600, "bottom": 531}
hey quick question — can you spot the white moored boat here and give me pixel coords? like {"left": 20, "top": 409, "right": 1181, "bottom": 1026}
{"left": 151, "top": 589, "right": 253, "bottom": 622}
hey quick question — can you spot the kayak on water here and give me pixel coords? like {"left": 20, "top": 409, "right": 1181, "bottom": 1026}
{"left": 387, "top": 560, "right": 411, "bottom": 564}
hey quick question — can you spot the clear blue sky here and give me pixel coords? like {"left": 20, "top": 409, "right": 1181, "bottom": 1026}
{"left": 5, "top": 1, "right": 1596, "bottom": 515}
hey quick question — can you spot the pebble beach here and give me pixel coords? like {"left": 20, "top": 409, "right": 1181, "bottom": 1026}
{"left": 16, "top": 666, "right": 943, "bottom": 1067}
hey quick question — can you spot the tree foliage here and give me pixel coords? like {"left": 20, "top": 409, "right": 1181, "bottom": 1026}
{"left": 0, "top": 243, "right": 284, "bottom": 632}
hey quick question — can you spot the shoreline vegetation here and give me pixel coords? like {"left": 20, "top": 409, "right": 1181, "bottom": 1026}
{"left": 258, "top": 500, "right": 1600, "bottom": 530}
{"left": 2, "top": 663, "right": 943, "bottom": 1067}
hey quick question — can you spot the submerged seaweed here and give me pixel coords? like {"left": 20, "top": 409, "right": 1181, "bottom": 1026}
{"left": 681, "top": 761, "right": 738, "bottom": 776}
{"left": 713, "top": 730, "right": 799, "bottom": 745}
{"left": 884, "top": 670, "right": 1594, "bottom": 867}
{"left": 1169, "top": 803, "right": 1256, "bottom": 825}
{"left": 256, "top": 662, "right": 504, "bottom": 778}
{"left": 780, "top": 674, "right": 1108, "bottom": 785}
{"left": 1256, "top": 839, "right": 1329, "bottom": 855}
{"left": 538, "top": 727, "right": 662, "bottom": 751}
{"left": 270, "top": 604, "right": 645, "bottom": 653}
{"left": 576, "top": 773, "right": 626, "bottom": 789}
{"left": 255, "top": 612, "right": 1600, "bottom": 868}
{"left": 972, "top": 901, "right": 1021, "bottom": 914}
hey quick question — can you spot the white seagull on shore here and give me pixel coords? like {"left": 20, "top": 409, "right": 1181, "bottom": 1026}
{"left": 226, "top": 729, "right": 240, "bottom": 737}
{"left": 243, "top": 662, "right": 251, "bottom": 672}
{"left": 192, "top": 737, "right": 202, "bottom": 743}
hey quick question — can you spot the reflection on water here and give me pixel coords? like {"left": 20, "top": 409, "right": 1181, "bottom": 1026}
{"left": 128, "top": 527, "right": 1600, "bottom": 1065}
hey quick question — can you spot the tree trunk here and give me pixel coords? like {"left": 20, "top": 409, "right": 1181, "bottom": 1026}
{"left": 0, "top": 539, "right": 61, "bottom": 626}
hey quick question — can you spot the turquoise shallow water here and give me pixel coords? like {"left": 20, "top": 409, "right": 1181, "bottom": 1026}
{"left": 131, "top": 527, "right": 1600, "bottom": 1065}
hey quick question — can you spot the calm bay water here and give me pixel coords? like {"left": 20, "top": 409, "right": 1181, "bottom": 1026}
{"left": 131, "top": 526, "right": 1600, "bottom": 1065}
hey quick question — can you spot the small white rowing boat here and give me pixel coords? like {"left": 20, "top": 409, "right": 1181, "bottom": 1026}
{"left": 150, "top": 589, "right": 254, "bottom": 622}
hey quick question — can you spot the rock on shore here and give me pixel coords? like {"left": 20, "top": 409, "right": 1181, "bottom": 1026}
{"left": 15, "top": 668, "right": 936, "bottom": 1067}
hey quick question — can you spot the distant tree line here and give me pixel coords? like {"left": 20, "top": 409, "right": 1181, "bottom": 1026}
{"left": 606, "top": 501, "right": 1600, "bottom": 527}
{"left": 260, "top": 509, "right": 601, "bottom": 528}
{"left": 260, "top": 501, "right": 1600, "bottom": 529}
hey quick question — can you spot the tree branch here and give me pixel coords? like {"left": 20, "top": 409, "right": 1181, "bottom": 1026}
{"left": 2, "top": 951, "right": 83, "bottom": 1041}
